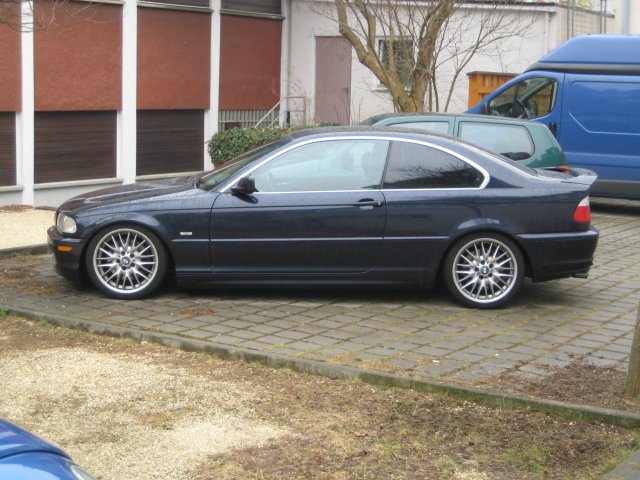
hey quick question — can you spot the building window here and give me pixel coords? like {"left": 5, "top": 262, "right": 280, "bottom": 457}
{"left": 137, "top": 110, "right": 204, "bottom": 176}
{"left": 221, "top": 0, "right": 281, "bottom": 16}
{"left": 34, "top": 111, "right": 116, "bottom": 184}
{"left": 139, "top": 0, "right": 210, "bottom": 10}
{"left": 0, "top": 113, "right": 16, "bottom": 186}
{"left": 378, "top": 38, "right": 414, "bottom": 88}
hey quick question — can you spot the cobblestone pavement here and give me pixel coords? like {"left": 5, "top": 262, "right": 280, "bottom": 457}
{"left": 1, "top": 201, "right": 639, "bottom": 387}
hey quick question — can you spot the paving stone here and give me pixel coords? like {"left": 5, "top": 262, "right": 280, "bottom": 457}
{"left": 183, "top": 329, "right": 216, "bottom": 339}
{"left": 234, "top": 340, "right": 270, "bottom": 351}
{"left": 228, "top": 330, "right": 264, "bottom": 340}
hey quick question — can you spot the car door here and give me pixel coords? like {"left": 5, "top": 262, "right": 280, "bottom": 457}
{"left": 210, "top": 138, "right": 389, "bottom": 275}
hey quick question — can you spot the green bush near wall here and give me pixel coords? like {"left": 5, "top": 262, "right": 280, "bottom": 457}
{"left": 207, "top": 127, "right": 295, "bottom": 167}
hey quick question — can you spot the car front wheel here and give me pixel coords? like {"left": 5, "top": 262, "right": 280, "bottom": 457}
{"left": 443, "top": 233, "right": 524, "bottom": 309}
{"left": 86, "top": 225, "right": 167, "bottom": 299}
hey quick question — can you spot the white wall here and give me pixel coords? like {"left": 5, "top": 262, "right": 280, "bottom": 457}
{"left": 612, "top": 0, "right": 640, "bottom": 34}
{"left": 289, "top": 1, "right": 557, "bottom": 122}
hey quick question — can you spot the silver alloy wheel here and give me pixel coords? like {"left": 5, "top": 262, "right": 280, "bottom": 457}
{"left": 451, "top": 237, "right": 518, "bottom": 304}
{"left": 92, "top": 228, "right": 159, "bottom": 295}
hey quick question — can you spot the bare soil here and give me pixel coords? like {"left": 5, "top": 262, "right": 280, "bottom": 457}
{"left": 473, "top": 362, "right": 640, "bottom": 414}
{"left": 0, "top": 315, "right": 637, "bottom": 480}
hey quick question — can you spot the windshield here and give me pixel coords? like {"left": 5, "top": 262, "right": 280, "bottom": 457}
{"left": 198, "top": 138, "right": 292, "bottom": 190}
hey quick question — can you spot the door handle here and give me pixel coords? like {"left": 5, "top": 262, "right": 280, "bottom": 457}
{"left": 354, "top": 198, "right": 384, "bottom": 207}
{"left": 549, "top": 121, "right": 558, "bottom": 137}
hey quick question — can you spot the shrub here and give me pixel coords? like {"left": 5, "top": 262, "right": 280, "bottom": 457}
{"left": 207, "top": 127, "right": 294, "bottom": 167}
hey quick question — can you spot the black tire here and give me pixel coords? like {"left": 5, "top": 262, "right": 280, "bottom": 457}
{"left": 443, "top": 233, "right": 524, "bottom": 309}
{"left": 85, "top": 224, "right": 167, "bottom": 299}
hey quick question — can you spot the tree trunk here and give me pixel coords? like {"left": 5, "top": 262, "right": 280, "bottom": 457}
{"left": 624, "top": 301, "right": 640, "bottom": 397}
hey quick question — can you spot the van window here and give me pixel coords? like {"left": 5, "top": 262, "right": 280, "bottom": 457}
{"left": 488, "top": 77, "right": 557, "bottom": 119}
{"left": 458, "top": 122, "right": 534, "bottom": 161}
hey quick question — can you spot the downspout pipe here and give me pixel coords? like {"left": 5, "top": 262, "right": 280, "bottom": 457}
{"left": 623, "top": 0, "right": 630, "bottom": 35}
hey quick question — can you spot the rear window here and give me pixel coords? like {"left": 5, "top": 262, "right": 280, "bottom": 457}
{"left": 458, "top": 122, "right": 534, "bottom": 161}
{"left": 383, "top": 141, "right": 484, "bottom": 189}
{"left": 388, "top": 121, "right": 449, "bottom": 135}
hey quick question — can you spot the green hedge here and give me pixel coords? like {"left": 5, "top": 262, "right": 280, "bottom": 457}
{"left": 207, "top": 127, "right": 295, "bottom": 167}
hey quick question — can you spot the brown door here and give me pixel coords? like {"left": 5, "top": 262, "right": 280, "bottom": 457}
{"left": 315, "top": 37, "right": 352, "bottom": 125}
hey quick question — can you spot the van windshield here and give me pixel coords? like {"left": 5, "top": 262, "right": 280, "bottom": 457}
{"left": 488, "top": 77, "right": 557, "bottom": 119}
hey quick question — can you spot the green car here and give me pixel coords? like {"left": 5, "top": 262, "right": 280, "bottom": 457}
{"left": 361, "top": 112, "right": 568, "bottom": 169}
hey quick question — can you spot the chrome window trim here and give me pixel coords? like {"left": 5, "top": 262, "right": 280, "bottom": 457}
{"left": 219, "top": 135, "right": 490, "bottom": 194}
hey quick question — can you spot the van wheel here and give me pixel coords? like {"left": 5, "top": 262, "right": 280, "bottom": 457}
{"left": 86, "top": 225, "right": 167, "bottom": 299}
{"left": 443, "top": 233, "right": 523, "bottom": 309}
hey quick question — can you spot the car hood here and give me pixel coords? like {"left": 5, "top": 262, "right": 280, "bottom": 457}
{"left": 59, "top": 176, "right": 198, "bottom": 215}
{"left": 0, "top": 419, "right": 68, "bottom": 461}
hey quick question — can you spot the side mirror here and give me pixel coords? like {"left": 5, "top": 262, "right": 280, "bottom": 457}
{"left": 231, "top": 176, "right": 257, "bottom": 195}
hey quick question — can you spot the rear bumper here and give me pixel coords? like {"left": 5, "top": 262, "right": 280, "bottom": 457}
{"left": 47, "top": 226, "right": 88, "bottom": 282}
{"left": 515, "top": 228, "right": 599, "bottom": 282}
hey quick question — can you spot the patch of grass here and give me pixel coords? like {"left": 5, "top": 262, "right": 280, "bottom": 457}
{"left": 0, "top": 306, "right": 6, "bottom": 318}
{"left": 591, "top": 431, "right": 640, "bottom": 479}
{"left": 502, "top": 443, "right": 551, "bottom": 474}
{"left": 37, "top": 319, "right": 50, "bottom": 327}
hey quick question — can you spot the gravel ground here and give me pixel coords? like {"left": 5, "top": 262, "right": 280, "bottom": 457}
{"left": 0, "top": 325, "right": 288, "bottom": 480}
{"left": 0, "top": 208, "right": 53, "bottom": 249}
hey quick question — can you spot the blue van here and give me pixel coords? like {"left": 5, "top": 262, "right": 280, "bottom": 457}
{"left": 467, "top": 35, "right": 640, "bottom": 199}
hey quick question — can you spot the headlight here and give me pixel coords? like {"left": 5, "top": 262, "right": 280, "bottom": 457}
{"left": 56, "top": 213, "right": 77, "bottom": 234}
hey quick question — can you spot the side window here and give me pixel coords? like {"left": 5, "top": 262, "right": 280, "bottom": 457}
{"left": 383, "top": 141, "right": 484, "bottom": 189}
{"left": 487, "top": 77, "right": 557, "bottom": 119}
{"left": 458, "top": 122, "right": 534, "bottom": 161}
{"left": 390, "top": 121, "right": 449, "bottom": 135}
{"left": 252, "top": 139, "right": 389, "bottom": 192}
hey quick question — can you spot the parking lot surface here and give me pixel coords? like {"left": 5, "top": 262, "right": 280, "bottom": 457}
{"left": 1, "top": 201, "right": 639, "bottom": 387}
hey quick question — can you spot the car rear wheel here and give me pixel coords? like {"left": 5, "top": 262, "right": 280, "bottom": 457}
{"left": 86, "top": 225, "right": 167, "bottom": 299}
{"left": 443, "top": 233, "right": 523, "bottom": 309}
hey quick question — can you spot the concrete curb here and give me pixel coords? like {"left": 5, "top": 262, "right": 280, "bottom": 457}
{"left": 604, "top": 450, "right": 640, "bottom": 479}
{"left": 0, "top": 244, "right": 49, "bottom": 259}
{"left": 5, "top": 303, "right": 640, "bottom": 430}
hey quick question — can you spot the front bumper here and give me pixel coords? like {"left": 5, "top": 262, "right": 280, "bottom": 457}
{"left": 47, "top": 226, "right": 88, "bottom": 282}
{"left": 515, "top": 227, "right": 599, "bottom": 282}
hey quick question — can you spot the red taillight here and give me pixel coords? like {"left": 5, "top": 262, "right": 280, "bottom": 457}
{"left": 573, "top": 197, "right": 591, "bottom": 223}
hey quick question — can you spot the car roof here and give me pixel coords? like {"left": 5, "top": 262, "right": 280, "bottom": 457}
{"left": 0, "top": 418, "right": 69, "bottom": 461}
{"left": 287, "top": 125, "right": 466, "bottom": 149}
{"left": 361, "top": 112, "right": 541, "bottom": 127}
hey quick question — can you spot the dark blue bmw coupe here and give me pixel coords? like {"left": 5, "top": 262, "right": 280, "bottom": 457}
{"left": 48, "top": 128, "right": 598, "bottom": 308}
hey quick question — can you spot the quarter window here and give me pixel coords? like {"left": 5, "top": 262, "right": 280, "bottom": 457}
{"left": 458, "top": 122, "right": 534, "bottom": 161}
{"left": 383, "top": 141, "right": 483, "bottom": 189}
{"left": 252, "top": 139, "right": 389, "bottom": 192}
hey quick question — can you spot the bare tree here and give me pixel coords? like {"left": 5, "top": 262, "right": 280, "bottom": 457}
{"left": 625, "top": 302, "right": 640, "bottom": 397}
{"left": 0, "top": 0, "right": 97, "bottom": 32}
{"left": 314, "top": 0, "right": 536, "bottom": 112}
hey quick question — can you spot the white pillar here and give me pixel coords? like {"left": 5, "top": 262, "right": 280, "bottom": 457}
{"left": 204, "top": 0, "right": 221, "bottom": 170}
{"left": 19, "top": 2, "right": 35, "bottom": 206}
{"left": 121, "top": 0, "right": 137, "bottom": 183}
{"left": 279, "top": 0, "right": 291, "bottom": 126}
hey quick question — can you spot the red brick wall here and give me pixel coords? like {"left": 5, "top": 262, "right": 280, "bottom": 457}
{"left": 34, "top": 1, "right": 122, "bottom": 111}
{"left": 137, "top": 8, "right": 211, "bottom": 110}
{"left": 219, "top": 15, "right": 281, "bottom": 110}
{"left": 0, "top": 22, "right": 21, "bottom": 112}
